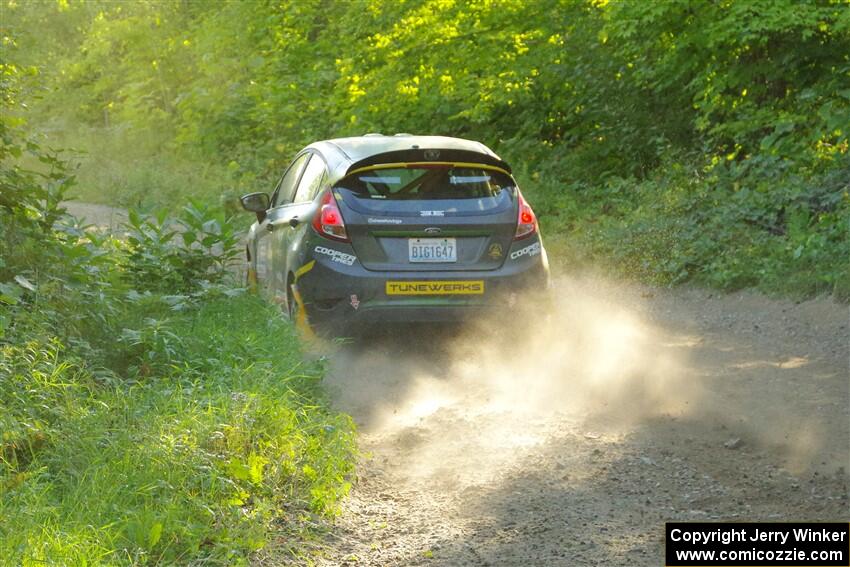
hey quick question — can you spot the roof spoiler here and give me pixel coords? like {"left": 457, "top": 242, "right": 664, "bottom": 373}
{"left": 345, "top": 148, "right": 512, "bottom": 175}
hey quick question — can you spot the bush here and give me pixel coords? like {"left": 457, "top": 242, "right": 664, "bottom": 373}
{"left": 529, "top": 151, "right": 849, "bottom": 298}
{"left": 123, "top": 201, "right": 241, "bottom": 294}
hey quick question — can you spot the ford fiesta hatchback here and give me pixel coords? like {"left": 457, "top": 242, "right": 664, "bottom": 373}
{"left": 240, "top": 134, "right": 549, "bottom": 332}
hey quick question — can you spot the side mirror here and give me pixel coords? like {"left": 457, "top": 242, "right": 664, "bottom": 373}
{"left": 240, "top": 192, "right": 270, "bottom": 222}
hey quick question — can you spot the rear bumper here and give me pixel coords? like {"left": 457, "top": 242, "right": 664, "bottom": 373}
{"left": 297, "top": 238, "right": 550, "bottom": 329}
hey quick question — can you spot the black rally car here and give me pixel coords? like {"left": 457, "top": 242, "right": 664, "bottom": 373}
{"left": 240, "top": 134, "right": 549, "bottom": 332}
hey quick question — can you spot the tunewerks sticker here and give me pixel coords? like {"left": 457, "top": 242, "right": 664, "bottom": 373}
{"left": 386, "top": 280, "right": 484, "bottom": 295}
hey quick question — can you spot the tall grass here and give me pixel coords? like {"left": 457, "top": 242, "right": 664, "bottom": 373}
{"left": 34, "top": 118, "right": 243, "bottom": 213}
{"left": 0, "top": 295, "right": 356, "bottom": 565}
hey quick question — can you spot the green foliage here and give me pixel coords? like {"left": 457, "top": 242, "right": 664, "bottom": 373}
{"left": 1, "top": 40, "right": 355, "bottom": 564}
{"left": 1, "top": 297, "right": 355, "bottom": 565}
{"left": 123, "top": 201, "right": 240, "bottom": 294}
{"left": 1, "top": 1, "right": 847, "bottom": 560}
{"left": 604, "top": 0, "right": 850, "bottom": 164}
{"left": 7, "top": 0, "right": 844, "bottom": 297}
{"left": 38, "top": 120, "right": 236, "bottom": 210}
{"left": 539, "top": 152, "right": 849, "bottom": 296}
{"left": 0, "top": 57, "right": 75, "bottom": 285}
{"left": 0, "top": 207, "right": 355, "bottom": 563}
{"left": 0, "top": 202, "right": 356, "bottom": 564}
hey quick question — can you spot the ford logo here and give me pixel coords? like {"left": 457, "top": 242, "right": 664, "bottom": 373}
{"left": 424, "top": 227, "right": 442, "bottom": 235}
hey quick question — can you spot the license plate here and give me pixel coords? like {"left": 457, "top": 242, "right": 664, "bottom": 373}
{"left": 386, "top": 280, "right": 485, "bottom": 295}
{"left": 409, "top": 238, "right": 457, "bottom": 263}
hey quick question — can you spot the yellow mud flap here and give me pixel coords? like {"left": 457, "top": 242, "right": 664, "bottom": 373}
{"left": 290, "top": 285, "right": 318, "bottom": 341}
{"left": 292, "top": 261, "right": 318, "bottom": 340}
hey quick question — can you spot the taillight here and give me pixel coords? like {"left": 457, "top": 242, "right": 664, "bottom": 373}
{"left": 312, "top": 190, "right": 349, "bottom": 242}
{"left": 514, "top": 191, "right": 538, "bottom": 240}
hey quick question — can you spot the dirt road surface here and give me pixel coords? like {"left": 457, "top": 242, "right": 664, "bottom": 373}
{"left": 64, "top": 201, "right": 128, "bottom": 230}
{"left": 314, "top": 276, "right": 848, "bottom": 566}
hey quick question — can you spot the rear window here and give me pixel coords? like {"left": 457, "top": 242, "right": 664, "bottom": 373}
{"left": 335, "top": 166, "right": 515, "bottom": 215}
{"left": 339, "top": 166, "right": 513, "bottom": 199}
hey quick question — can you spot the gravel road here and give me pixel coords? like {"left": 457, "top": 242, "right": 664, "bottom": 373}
{"left": 310, "top": 276, "right": 848, "bottom": 566}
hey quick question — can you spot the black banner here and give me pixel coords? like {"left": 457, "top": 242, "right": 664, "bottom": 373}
{"left": 666, "top": 522, "right": 849, "bottom": 566}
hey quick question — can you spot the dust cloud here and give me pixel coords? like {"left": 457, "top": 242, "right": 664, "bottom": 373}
{"left": 311, "top": 275, "right": 847, "bottom": 566}
{"left": 325, "top": 275, "right": 701, "bottom": 488}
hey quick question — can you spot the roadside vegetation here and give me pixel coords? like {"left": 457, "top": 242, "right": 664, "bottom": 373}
{"left": 1, "top": 52, "right": 355, "bottom": 564}
{"left": 1, "top": 1, "right": 847, "bottom": 562}
{"left": 5, "top": 0, "right": 849, "bottom": 298}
